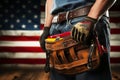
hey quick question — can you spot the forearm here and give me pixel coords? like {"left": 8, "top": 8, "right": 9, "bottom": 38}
{"left": 44, "top": 0, "right": 54, "bottom": 27}
{"left": 88, "top": 0, "right": 116, "bottom": 19}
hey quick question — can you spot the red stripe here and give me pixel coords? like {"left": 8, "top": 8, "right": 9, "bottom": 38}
{"left": 0, "top": 47, "right": 44, "bottom": 52}
{"left": 111, "top": 46, "right": 120, "bottom": 52}
{"left": 0, "top": 58, "right": 119, "bottom": 64}
{"left": 110, "top": 17, "right": 120, "bottom": 23}
{"left": 110, "top": 5, "right": 120, "bottom": 11}
{"left": 111, "top": 29, "right": 120, "bottom": 34}
{"left": 0, "top": 36, "right": 39, "bottom": 41}
{"left": 40, "top": 5, "right": 45, "bottom": 12}
{"left": 0, "top": 46, "right": 119, "bottom": 52}
{"left": 0, "top": 58, "right": 46, "bottom": 64}
{"left": 40, "top": 24, "right": 44, "bottom": 29}
{"left": 110, "top": 58, "right": 120, "bottom": 63}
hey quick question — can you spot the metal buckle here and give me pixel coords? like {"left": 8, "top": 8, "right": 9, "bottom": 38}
{"left": 66, "top": 11, "right": 73, "bottom": 25}
{"left": 52, "top": 15, "right": 58, "bottom": 23}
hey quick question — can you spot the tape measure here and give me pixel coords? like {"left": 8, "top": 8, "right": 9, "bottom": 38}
{"left": 45, "top": 37, "right": 63, "bottom": 43}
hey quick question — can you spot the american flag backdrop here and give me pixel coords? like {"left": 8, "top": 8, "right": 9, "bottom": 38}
{"left": 0, "top": 0, "right": 46, "bottom": 64}
{"left": 0, "top": 0, "right": 120, "bottom": 65}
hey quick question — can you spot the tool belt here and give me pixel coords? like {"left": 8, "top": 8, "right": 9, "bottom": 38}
{"left": 52, "top": 5, "right": 109, "bottom": 23}
{"left": 52, "top": 5, "right": 92, "bottom": 23}
{"left": 45, "top": 32, "right": 104, "bottom": 75}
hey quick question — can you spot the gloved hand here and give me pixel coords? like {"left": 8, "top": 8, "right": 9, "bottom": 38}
{"left": 71, "top": 16, "right": 97, "bottom": 43}
{"left": 40, "top": 27, "right": 50, "bottom": 51}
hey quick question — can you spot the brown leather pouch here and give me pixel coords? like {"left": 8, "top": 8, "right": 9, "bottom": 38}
{"left": 45, "top": 35, "right": 100, "bottom": 75}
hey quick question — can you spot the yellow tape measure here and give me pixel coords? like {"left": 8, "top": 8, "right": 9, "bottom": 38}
{"left": 45, "top": 37, "right": 63, "bottom": 43}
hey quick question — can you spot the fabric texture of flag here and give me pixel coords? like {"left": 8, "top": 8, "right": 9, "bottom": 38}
{"left": 0, "top": 0, "right": 46, "bottom": 64}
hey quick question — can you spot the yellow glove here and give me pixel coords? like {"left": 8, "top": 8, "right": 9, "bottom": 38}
{"left": 71, "top": 16, "right": 97, "bottom": 43}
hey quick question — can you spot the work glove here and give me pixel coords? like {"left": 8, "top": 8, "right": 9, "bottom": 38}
{"left": 40, "top": 27, "right": 50, "bottom": 51}
{"left": 71, "top": 16, "right": 97, "bottom": 43}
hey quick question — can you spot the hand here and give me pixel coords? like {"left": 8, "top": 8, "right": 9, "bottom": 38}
{"left": 40, "top": 27, "right": 50, "bottom": 51}
{"left": 71, "top": 16, "right": 97, "bottom": 43}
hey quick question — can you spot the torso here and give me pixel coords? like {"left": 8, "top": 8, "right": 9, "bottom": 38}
{"left": 51, "top": 0, "right": 95, "bottom": 15}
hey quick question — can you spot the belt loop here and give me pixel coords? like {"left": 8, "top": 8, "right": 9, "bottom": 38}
{"left": 66, "top": 11, "right": 70, "bottom": 25}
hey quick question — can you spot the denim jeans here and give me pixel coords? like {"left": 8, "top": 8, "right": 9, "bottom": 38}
{"left": 49, "top": 16, "right": 112, "bottom": 80}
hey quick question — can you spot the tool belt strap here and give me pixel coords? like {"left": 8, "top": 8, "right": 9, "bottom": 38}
{"left": 52, "top": 5, "right": 91, "bottom": 23}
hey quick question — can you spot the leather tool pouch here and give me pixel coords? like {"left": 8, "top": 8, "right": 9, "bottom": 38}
{"left": 45, "top": 32, "right": 100, "bottom": 75}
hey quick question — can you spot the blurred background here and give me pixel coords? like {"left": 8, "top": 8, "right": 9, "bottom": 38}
{"left": 0, "top": 0, "right": 120, "bottom": 79}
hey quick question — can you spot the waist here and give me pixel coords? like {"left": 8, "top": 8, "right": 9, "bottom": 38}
{"left": 52, "top": 6, "right": 109, "bottom": 23}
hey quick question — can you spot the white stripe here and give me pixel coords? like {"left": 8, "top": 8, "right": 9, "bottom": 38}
{"left": 111, "top": 64, "right": 120, "bottom": 68}
{"left": 0, "top": 40, "right": 119, "bottom": 47}
{"left": 110, "top": 40, "right": 120, "bottom": 46}
{"left": 0, "top": 41, "right": 40, "bottom": 47}
{"left": 110, "top": 34, "right": 120, "bottom": 40}
{"left": 110, "top": 52, "right": 120, "bottom": 58}
{"left": 40, "top": 12, "right": 45, "bottom": 24}
{"left": 109, "top": 11, "right": 120, "bottom": 17}
{"left": 0, "top": 52, "right": 46, "bottom": 58}
{"left": 41, "top": 18, "right": 45, "bottom": 24}
{"left": 110, "top": 23, "right": 120, "bottom": 28}
{"left": 40, "top": 12, "right": 45, "bottom": 18}
{"left": 0, "top": 30, "right": 43, "bottom": 36}
{"left": 0, "top": 23, "right": 119, "bottom": 36}
{"left": 0, "top": 52, "right": 119, "bottom": 58}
